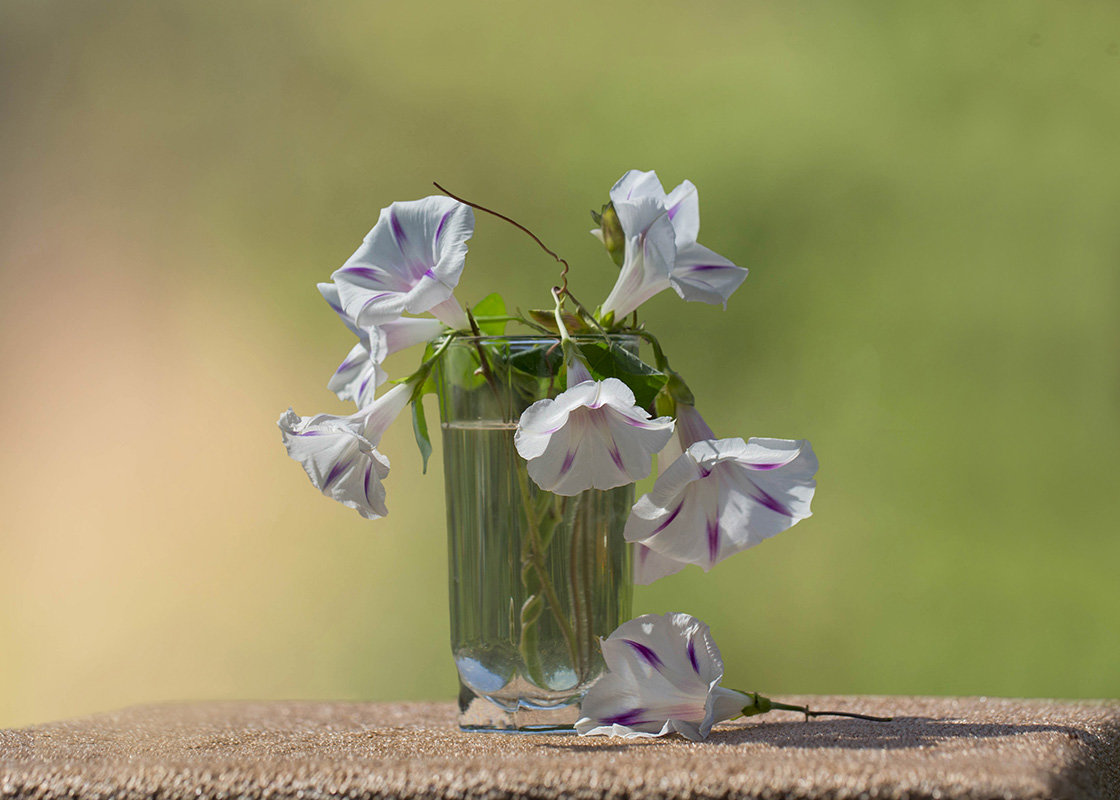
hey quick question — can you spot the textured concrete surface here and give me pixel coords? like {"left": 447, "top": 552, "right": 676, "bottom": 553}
{"left": 2, "top": 697, "right": 1118, "bottom": 800}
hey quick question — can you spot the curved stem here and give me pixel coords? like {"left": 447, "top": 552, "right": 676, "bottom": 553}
{"left": 433, "top": 181, "right": 571, "bottom": 294}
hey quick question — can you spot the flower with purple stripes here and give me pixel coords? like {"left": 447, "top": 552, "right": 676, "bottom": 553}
{"left": 595, "top": 170, "right": 748, "bottom": 320}
{"left": 323, "top": 316, "right": 445, "bottom": 408}
{"left": 513, "top": 377, "right": 674, "bottom": 496}
{"left": 331, "top": 196, "right": 474, "bottom": 330}
{"left": 626, "top": 404, "right": 817, "bottom": 581}
{"left": 277, "top": 383, "right": 413, "bottom": 520}
{"left": 575, "top": 612, "right": 749, "bottom": 741}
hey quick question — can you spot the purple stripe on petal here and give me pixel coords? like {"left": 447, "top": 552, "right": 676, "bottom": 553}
{"left": 746, "top": 462, "right": 786, "bottom": 471}
{"left": 621, "top": 639, "right": 665, "bottom": 671}
{"left": 358, "top": 372, "right": 372, "bottom": 398}
{"left": 339, "top": 266, "right": 382, "bottom": 282}
{"left": 337, "top": 356, "right": 363, "bottom": 373}
{"left": 651, "top": 502, "right": 683, "bottom": 535}
{"left": 423, "top": 268, "right": 437, "bottom": 280}
{"left": 435, "top": 208, "right": 453, "bottom": 242}
{"left": 707, "top": 518, "right": 720, "bottom": 564}
{"left": 608, "top": 442, "right": 625, "bottom": 471}
{"left": 324, "top": 458, "right": 351, "bottom": 489}
{"left": 389, "top": 209, "right": 408, "bottom": 251}
{"left": 559, "top": 448, "right": 578, "bottom": 476}
{"left": 364, "top": 461, "right": 374, "bottom": 499}
{"left": 749, "top": 487, "right": 793, "bottom": 517}
{"left": 601, "top": 708, "right": 647, "bottom": 726}
{"left": 298, "top": 430, "right": 322, "bottom": 437}
{"left": 687, "top": 637, "right": 700, "bottom": 674}
{"left": 684, "top": 264, "right": 732, "bottom": 272}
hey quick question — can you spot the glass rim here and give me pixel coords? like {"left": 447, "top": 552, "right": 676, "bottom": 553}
{"left": 440, "top": 333, "right": 641, "bottom": 344}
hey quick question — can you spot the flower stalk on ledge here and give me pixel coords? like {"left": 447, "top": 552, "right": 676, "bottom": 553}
{"left": 576, "top": 613, "right": 890, "bottom": 741}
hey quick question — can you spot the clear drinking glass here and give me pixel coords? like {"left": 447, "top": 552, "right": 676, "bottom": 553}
{"left": 435, "top": 336, "right": 635, "bottom": 732}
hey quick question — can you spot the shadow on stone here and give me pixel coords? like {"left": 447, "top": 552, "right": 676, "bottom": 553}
{"left": 705, "top": 716, "right": 1106, "bottom": 751}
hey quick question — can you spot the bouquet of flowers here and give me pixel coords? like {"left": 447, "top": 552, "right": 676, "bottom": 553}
{"left": 279, "top": 170, "right": 885, "bottom": 737}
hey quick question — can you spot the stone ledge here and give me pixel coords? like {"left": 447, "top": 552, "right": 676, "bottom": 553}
{"left": 2, "top": 697, "right": 1118, "bottom": 800}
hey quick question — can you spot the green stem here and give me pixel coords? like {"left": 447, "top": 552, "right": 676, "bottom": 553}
{"left": 566, "top": 493, "right": 592, "bottom": 681}
{"left": 737, "top": 691, "right": 892, "bottom": 722}
{"left": 514, "top": 461, "right": 580, "bottom": 671}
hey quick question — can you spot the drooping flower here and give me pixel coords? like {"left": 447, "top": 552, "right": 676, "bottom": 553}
{"left": 514, "top": 377, "right": 674, "bottom": 496}
{"left": 575, "top": 612, "right": 749, "bottom": 741}
{"left": 596, "top": 170, "right": 748, "bottom": 320}
{"left": 626, "top": 404, "right": 817, "bottom": 579}
{"left": 317, "top": 282, "right": 445, "bottom": 407}
{"left": 331, "top": 196, "right": 474, "bottom": 330}
{"left": 277, "top": 382, "right": 412, "bottom": 519}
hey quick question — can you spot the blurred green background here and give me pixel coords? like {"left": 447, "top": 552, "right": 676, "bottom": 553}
{"left": 2, "top": 1, "right": 1118, "bottom": 729}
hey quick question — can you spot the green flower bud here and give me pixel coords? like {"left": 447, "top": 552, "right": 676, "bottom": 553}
{"left": 592, "top": 202, "right": 626, "bottom": 268}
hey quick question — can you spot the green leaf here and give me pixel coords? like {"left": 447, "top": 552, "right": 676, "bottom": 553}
{"left": 472, "top": 293, "right": 508, "bottom": 335}
{"left": 577, "top": 341, "right": 668, "bottom": 409}
{"left": 508, "top": 342, "right": 564, "bottom": 378}
{"left": 411, "top": 398, "right": 433, "bottom": 474}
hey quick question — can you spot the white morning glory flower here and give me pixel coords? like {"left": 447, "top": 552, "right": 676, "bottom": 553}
{"left": 625, "top": 404, "right": 817, "bottom": 578}
{"left": 575, "top": 612, "right": 749, "bottom": 741}
{"left": 317, "top": 282, "right": 445, "bottom": 407}
{"left": 513, "top": 377, "right": 674, "bottom": 496}
{"left": 277, "top": 382, "right": 412, "bottom": 519}
{"left": 331, "top": 196, "right": 474, "bottom": 330}
{"left": 596, "top": 170, "right": 748, "bottom": 319}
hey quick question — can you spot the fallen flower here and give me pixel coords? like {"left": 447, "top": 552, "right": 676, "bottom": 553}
{"left": 577, "top": 612, "right": 892, "bottom": 740}
{"left": 575, "top": 612, "right": 750, "bottom": 741}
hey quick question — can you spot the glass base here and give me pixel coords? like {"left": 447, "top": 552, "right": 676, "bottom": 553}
{"left": 457, "top": 682, "right": 579, "bottom": 733}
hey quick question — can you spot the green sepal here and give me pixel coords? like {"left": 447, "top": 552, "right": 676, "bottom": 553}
{"left": 411, "top": 398, "right": 433, "bottom": 474}
{"left": 577, "top": 341, "right": 668, "bottom": 409}
{"left": 472, "top": 293, "right": 508, "bottom": 335}
{"left": 654, "top": 384, "right": 676, "bottom": 419}
{"left": 740, "top": 692, "right": 773, "bottom": 718}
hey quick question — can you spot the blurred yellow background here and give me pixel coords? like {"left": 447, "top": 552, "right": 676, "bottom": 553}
{"left": 2, "top": 1, "right": 1118, "bottom": 728}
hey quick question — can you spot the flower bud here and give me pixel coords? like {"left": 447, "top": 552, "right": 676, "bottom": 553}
{"left": 591, "top": 202, "right": 626, "bottom": 268}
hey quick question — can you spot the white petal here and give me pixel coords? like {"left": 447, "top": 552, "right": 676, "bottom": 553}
{"left": 712, "top": 438, "right": 817, "bottom": 557}
{"left": 367, "top": 317, "right": 445, "bottom": 364}
{"left": 516, "top": 380, "right": 673, "bottom": 495}
{"left": 278, "top": 408, "right": 391, "bottom": 519}
{"left": 599, "top": 200, "right": 678, "bottom": 319}
{"left": 331, "top": 196, "right": 473, "bottom": 328}
{"left": 577, "top": 613, "right": 738, "bottom": 741}
{"left": 317, "top": 282, "right": 363, "bottom": 339}
{"left": 669, "top": 242, "right": 749, "bottom": 308}
{"left": 626, "top": 437, "right": 817, "bottom": 570}
{"left": 359, "top": 382, "right": 414, "bottom": 444}
{"left": 633, "top": 543, "right": 687, "bottom": 585}
{"left": 674, "top": 403, "right": 717, "bottom": 449}
{"left": 608, "top": 169, "right": 666, "bottom": 205}
{"left": 513, "top": 383, "right": 599, "bottom": 460}
{"left": 327, "top": 342, "right": 386, "bottom": 406}
{"left": 427, "top": 295, "right": 469, "bottom": 329}
{"left": 665, "top": 179, "right": 700, "bottom": 248}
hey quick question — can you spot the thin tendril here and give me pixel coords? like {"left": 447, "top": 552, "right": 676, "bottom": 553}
{"left": 433, "top": 181, "right": 571, "bottom": 295}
